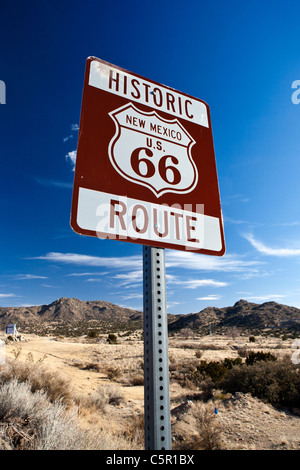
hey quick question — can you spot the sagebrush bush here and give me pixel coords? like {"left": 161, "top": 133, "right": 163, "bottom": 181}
{"left": 0, "top": 378, "right": 48, "bottom": 421}
{"left": 0, "top": 359, "right": 73, "bottom": 405}
{"left": 221, "top": 358, "right": 300, "bottom": 407}
{"left": 0, "top": 379, "right": 134, "bottom": 450}
{"left": 0, "top": 379, "right": 113, "bottom": 450}
{"left": 128, "top": 373, "right": 144, "bottom": 386}
{"left": 237, "top": 347, "right": 249, "bottom": 358}
{"left": 79, "top": 385, "right": 124, "bottom": 412}
{"left": 175, "top": 403, "right": 223, "bottom": 450}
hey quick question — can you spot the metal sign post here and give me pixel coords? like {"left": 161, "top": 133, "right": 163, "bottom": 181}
{"left": 143, "top": 245, "right": 171, "bottom": 450}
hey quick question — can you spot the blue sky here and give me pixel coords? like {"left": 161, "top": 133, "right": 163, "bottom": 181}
{"left": 1, "top": 1, "right": 300, "bottom": 314}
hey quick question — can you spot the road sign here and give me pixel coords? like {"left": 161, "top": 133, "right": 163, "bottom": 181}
{"left": 6, "top": 324, "right": 17, "bottom": 335}
{"left": 71, "top": 57, "right": 225, "bottom": 255}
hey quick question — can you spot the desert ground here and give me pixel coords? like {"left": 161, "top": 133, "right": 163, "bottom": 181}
{"left": 1, "top": 330, "right": 299, "bottom": 450}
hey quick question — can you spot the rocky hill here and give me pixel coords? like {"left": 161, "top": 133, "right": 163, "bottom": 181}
{"left": 0, "top": 297, "right": 142, "bottom": 329}
{"left": 0, "top": 298, "right": 299, "bottom": 333}
{"left": 168, "top": 299, "right": 300, "bottom": 332}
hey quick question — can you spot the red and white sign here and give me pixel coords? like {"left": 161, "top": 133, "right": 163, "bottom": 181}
{"left": 71, "top": 57, "right": 225, "bottom": 255}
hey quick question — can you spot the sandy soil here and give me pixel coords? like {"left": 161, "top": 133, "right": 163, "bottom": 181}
{"left": 1, "top": 331, "right": 299, "bottom": 450}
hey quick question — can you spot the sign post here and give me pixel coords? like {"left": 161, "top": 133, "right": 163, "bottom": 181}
{"left": 143, "top": 246, "right": 171, "bottom": 450}
{"left": 70, "top": 57, "right": 225, "bottom": 450}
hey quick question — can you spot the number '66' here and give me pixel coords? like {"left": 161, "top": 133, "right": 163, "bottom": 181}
{"left": 130, "top": 147, "right": 181, "bottom": 185}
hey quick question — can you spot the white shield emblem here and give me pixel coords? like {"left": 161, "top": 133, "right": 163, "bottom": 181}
{"left": 108, "top": 103, "right": 198, "bottom": 197}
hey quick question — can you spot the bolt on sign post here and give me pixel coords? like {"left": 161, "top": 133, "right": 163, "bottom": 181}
{"left": 70, "top": 57, "right": 225, "bottom": 450}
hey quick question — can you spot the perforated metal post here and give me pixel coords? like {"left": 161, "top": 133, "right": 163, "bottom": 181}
{"left": 143, "top": 245, "right": 171, "bottom": 450}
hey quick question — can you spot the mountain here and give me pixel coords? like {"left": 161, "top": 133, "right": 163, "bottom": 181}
{"left": 168, "top": 299, "right": 300, "bottom": 332}
{"left": 0, "top": 297, "right": 142, "bottom": 328}
{"left": 0, "top": 298, "right": 299, "bottom": 332}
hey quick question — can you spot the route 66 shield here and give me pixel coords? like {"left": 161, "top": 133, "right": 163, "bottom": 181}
{"left": 108, "top": 103, "right": 198, "bottom": 197}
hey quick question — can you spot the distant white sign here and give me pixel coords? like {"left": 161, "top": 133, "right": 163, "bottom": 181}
{"left": 6, "top": 324, "right": 17, "bottom": 335}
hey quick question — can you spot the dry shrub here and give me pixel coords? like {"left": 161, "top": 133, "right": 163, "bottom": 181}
{"left": 0, "top": 378, "right": 114, "bottom": 450}
{"left": 79, "top": 385, "right": 124, "bottom": 413}
{"left": 106, "top": 366, "right": 122, "bottom": 381}
{"left": 104, "top": 385, "right": 125, "bottom": 405}
{"left": 128, "top": 373, "right": 144, "bottom": 386}
{"left": 0, "top": 378, "right": 49, "bottom": 421}
{"left": 237, "top": 347, "right": 249, "bottom": 358}
{"left": 0, "top": 358, "right": 73, "bottom": 406}
{"left": 182, "top": 403, "right": 223, "bottom": 450}
{"left": 197, "top": 343, "right": 225, "bottom": 351}
{"left": 169, "top": 358, "right": 200, "bottom": 388}
{"left": 195, "top": 350, "right": 203, "bottom": 359}
{"left": 123, "top": 414, "right": 144, "bottom": 448}
{"left": 72, "top": 361, "right": 102, "bottom": 372}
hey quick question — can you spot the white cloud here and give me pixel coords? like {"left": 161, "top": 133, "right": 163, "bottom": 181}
{"left": 165, "top": 250, "right": 263, "bottom": 273}
{"left": 222, "top": 194, "right": 251, "bottom": 205}
{"left": 34, "top": 251, "right": 260, "bottom": 276}
{"left": 275, "top": 221, "right": 300, "bottom": 227}
{"left": 67, "top": 272, "right": 109, "bottom": 277}
{"left": 71, "top": 124, "right": 79, "bottom": 131}
{"left": 34, "top": 177, "right": 73, "bottom": 189}
{"left": 118, "top": 303, "right": 143, "bottom": 310}
{"left": 15, "top": 274, "right": 48, "bottom": 280}
{"left": 0, "top": 293, "right": 16, "bottom": 298}
{"left": 170, "top": 278, "right": 228, "bottom": 289}
{"left": 166, "top": 274, "right": 178, "bottom": 283}
{"left": 41, "top": 284, "right": 58, "bottom": 288}
{"left": 63, "top": 135, "right": 73, "bottom": 143}
{"left": 65, "top": 150, "right": 77, "bottom": 171}
{"left": 32, "top": 252, "right": 142, "bottom": 269}
{"left": 223, "top": 216, "right": 248, "bottom": 225}
{"left": 244, "top": 294, "right": 286, "bottom": 302}
{"left": 32, "top": 251, "right": 259, "bottom": 294}
{"left": 197, "top": 295, "right": 221, "bottom": 301}
{"left": 112, "top": 269, "right": 227, "bottom": 290}
{"left": 121, "top": 293, "right": 143, "bottom": 301}
{"left": 167, "top": 301, "right": 182, "bottom": 308}
{"left": 111, "top": 270, "right": 227, "bottom": 290}
{"left": 112, "top": 270, "right": 143, "bottom": 286}
{"left": 244, "top": 233, "right": 300, "bottom": 256}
